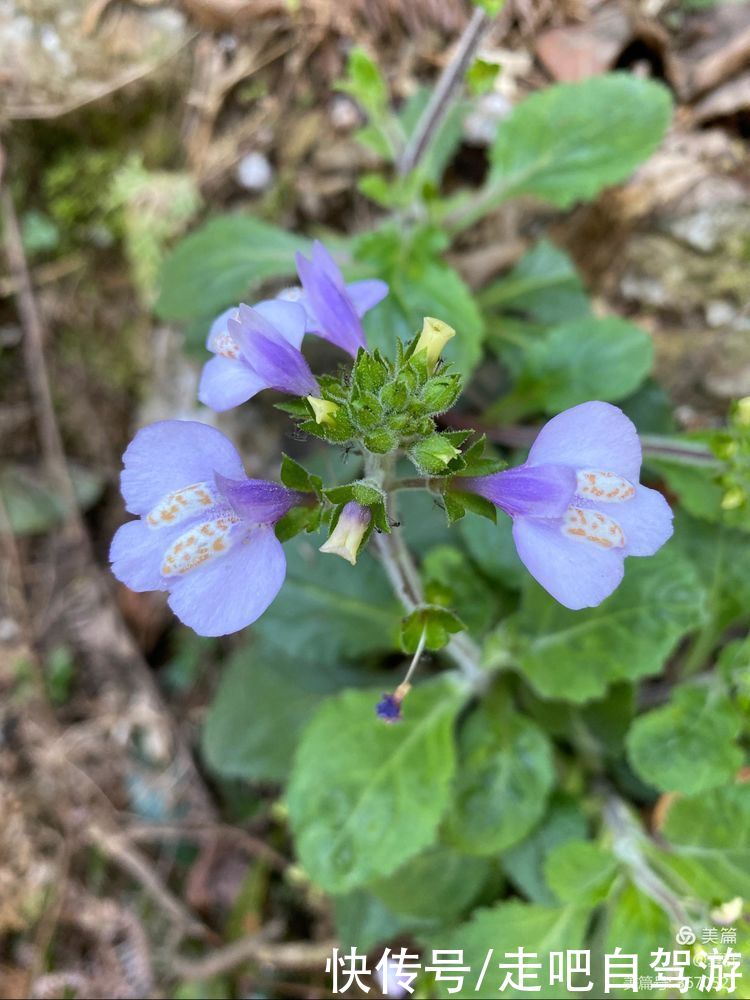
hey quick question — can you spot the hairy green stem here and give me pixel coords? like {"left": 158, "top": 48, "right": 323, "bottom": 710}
{"left": 602, "top": 794, "right": 696, "bottom": 929}
{"left": 372, "top": 528, "right": 485, "bottom": 686}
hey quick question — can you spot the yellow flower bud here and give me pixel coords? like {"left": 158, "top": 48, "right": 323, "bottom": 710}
{"left": 414, "top": 317, "right": 456, "bottom": 371}
{"left": 307, "top": 396, "right": 339, "bottom": 425}
{"left": 736, "top": 397, "right": 750, "bottom": 426}
{"left": 721, "top": 486, "right": 745, "bottom": 510}
{"left": 319, "top": 502, "right": 371, "bottom": 565}
{"left": 711, "top": 896, "right": 744, "bottom": 924}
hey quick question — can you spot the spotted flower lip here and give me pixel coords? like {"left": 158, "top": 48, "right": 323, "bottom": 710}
{"left": 295, "top": 240, "right": 388, "bottom": 357}
{"left": 199, "top": 299, "right": 319, "bottom": 412}
{"left": 460, "top": 401, "right": 674, "bottom": 610}
{"left": 110, "top": 420, "right": 302, "bottom": 636}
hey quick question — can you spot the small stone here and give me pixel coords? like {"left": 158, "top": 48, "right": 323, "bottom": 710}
{"left": 464, "top": 92, "right": 512, "bottom": 146}
{"left": 235, "top": 152, "right": 273, "bottom": 193}
{"left": 706, "top": 300, "right": 737, "bottom": 328}
{"left": 329, "top": 95, "right": 361, "bottom": 131}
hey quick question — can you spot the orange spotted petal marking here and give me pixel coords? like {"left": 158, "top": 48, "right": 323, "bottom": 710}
{"left": 161, "top": 514, "right": 240, "bottom": 576}
{"left": 146, "top": 482, "right": 220, "bottom": 528}
{"left": 562, "top": 507, "right": 625, "bottom": 549}
{"left": 576, "top": 469, "right": 635, "bottom": 503}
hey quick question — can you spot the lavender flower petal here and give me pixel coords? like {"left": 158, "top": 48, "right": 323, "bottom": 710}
{"left": 110, "top": 518, "right": 172, "bottom": 592}
{"left": 167, "top": 525, "right": 286, "bottom": 636}
{"left": 230, "top": 309, "right": 319, "bottom": 397}
{"left": 346, "top": 279, "right": 389, "bottom": 316}
{"left": 512, "top": 517, "right": 625, "bottom": 610}
{"left": 198, "top": 355, "right": 267, "bottom": 411}
{"left": 527, "top": 401, "right": 642, "bottom": 482}
{"left": 247, "top": 299, "right": 307, "bottom": 350}
{"left": 120, "top": 420, "right": 245, "bottom": 516}
{"left": 296, "top": 242, "right": 367, "bottom": 357}
{"left": 608, "top": 484, "right": 674, "bottom": 557}
{"left": 460, "top": 464, "right": 575, "bottom": 519}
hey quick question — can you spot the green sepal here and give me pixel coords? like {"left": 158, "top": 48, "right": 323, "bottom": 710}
{"left": 409, "top": 433, "right": 466, "bottom": 476}
{"left": 443, "top": 491, "right": 466, "bottom": 525}
{"left": 275, "top": 398, "right": 310, "bottom": 418}
{"left": 421, "top": 373, "right": 462, "bottom": 414}
{"left": 455, "top": 434, "right": 508, "bottom": 477}
{"left": 299, "top": 416, "right": 355, "bottom": 445}
{"left": 352, "top": 348, "right": 391, "bottom": 394}
{"left": 453, "top": 489, "right": 497, "bottom": 523}
{"left": 275, "top": 504, "right": 323, "bottom": 542}
{"left": 400, "top": 605, "right": 465, "bottom": 653}
{"left": 279, "top": 453, "right": 322, "bottom": 496}
{"left": 363, "top": 428, "right": 399, "bottom": 454}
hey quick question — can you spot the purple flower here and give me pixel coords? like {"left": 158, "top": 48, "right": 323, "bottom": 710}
{"left": 295, "top": 241, "right": 388, "bottom": 357}
{"left": 375, "top": 693, "right": 403, "bottom": 723}
{"left": 460, "top": 401, "right": 674, "bottom": 610}
{"left": 199, "top": 300, "right": 319, "bottom": 412}
{"left": 110, "top": 420, "right": 302, "bottom": 636}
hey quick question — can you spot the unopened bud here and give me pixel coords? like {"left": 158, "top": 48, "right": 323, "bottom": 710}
{"left": 721, "top": 486, "right": 745, "bottom": 510}
{"left": 319, "top": 501, "right": 371, "bottom": 565}
{"left": 414, "top": 317, "right": 455, "bottom": 371}
{"left": 307, "top": 396, "right": 339, "bottom": 425}
{"left": 736, "top": 397, "right": 750, "bottom": 427}
{"left": 410, "top": 433, "right": 461, "bottom": 474}
{"left": 711, "top": 896, "right": 744, "bottom": 924}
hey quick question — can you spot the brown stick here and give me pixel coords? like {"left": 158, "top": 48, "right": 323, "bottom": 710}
{"left": 1, "top": 180, "right": 83, "bottom": 543}
{"left": 173, "top": 927, "right": 336, "bottom": 981}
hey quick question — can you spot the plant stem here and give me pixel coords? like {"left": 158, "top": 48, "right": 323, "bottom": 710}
{"left": 397, "top": 6, "right": 490, "bottom": 176}
{"left": 601, "top": 793, "right": 695, "bottom": 929}
{"left": 372, "top": 528, "right": 485, "bottom": 686}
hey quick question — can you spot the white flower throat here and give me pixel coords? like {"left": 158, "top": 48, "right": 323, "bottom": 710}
{"left": 146, "top": 482, "right": 240, "bottom": 576}
{"left": 561, "top": 470, "right": 635, "bottom": 549}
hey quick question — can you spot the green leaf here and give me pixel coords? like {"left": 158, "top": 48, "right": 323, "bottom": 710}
{"left": 459, "top": 513, "right": 525, "bottom": 590}
{"left": 0, "top": 463, "right": 104, "bottom": 536}
{"left": 444, "top": 702, "right": 554, "bottom": 855}
{"left": 511, "top": 317, "right": 653, "bottom": 416}
{"left": 626, "top": 685, "right": 743, "bottom": 794}
{"left": 658, "top": 784, "right": 750, "bottom": 900}
{"left": 423, "top": 544, "right": 501, "bottom": 634}
{"left": 489, "top": 74, "right": 671, "bottom": 209}
{"left": 506, "top": 546, "right": 706, "bottom": 703}
{"left": 544, "top": 840, "right": 618, "bottom": 905}
{"left": 432, "top": 901, "right": 588, "bottom": 999}
{"left": 333, "top": 892, "right": 409, "bottom": 952}
{"left": 279, "top": 453, "right": 316, "bottom": 492}
{"left": 202, "top": 641, "right": 383, "bottom": 783}
{"left": 337, "top": 47, "right": 388, "bottom": 118}
{"left": 502, "top": 796, "right": 588, "bottom": 904}
{"left": 672, "top": 511, "right": 750, "bottom": 635}
{"left": 400, "top": 605, "right": 465, "bottom": 653}
{"left": 254, "top": 533, "right": 401, "bottom": 663}
{"left": 647, "top": 457, "right": 725, "bottom": 524}
{"left": 369, "top": 844, "right": 490, "bottom": 924}
{"left": 156, "top": 215, "right": 309, "bottom": 321}
{"left": 287, "top": 678, "right": 466, "bottom": 893}
{"left": 603, "top": 883, "right": 672, "bottom": 999}
{"left": 479, "top": 240, "right": 591, "bottom": 323}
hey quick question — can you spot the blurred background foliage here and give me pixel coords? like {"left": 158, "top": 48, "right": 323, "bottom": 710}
{"left": 1, "top": 0, "right": 750, "bottom": 997}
